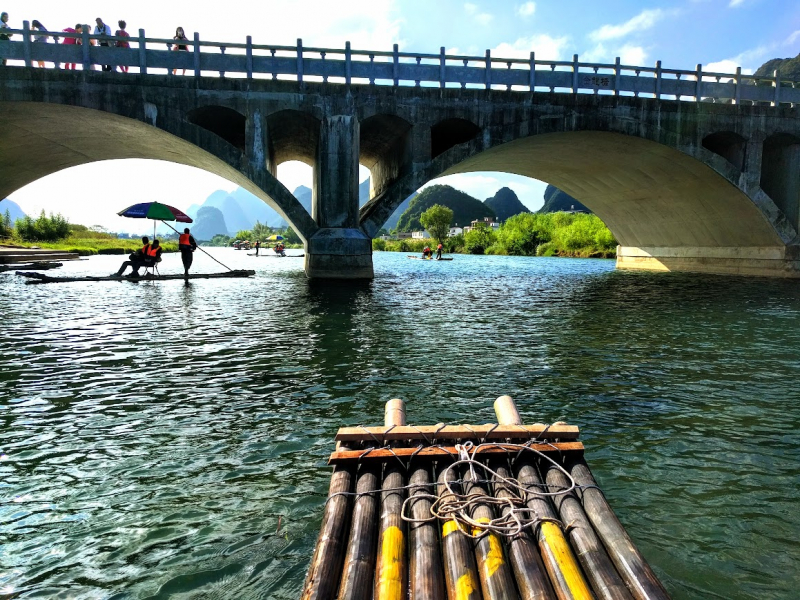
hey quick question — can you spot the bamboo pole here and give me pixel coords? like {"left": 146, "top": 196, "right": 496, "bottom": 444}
{"left": 462, "top": 460, "right": 520, "bottom": 599}
{"left": 374, "top": 400, "right": 409, "bottom": 600}
{"left": 408, "top": 460, "right": 446, "bottom": 600}
{"left": 494, "top": 396, "right": 595, "bottom": 600}
{"left": 493, "top": 395, "right": 555, "bottom": 600}
{"left": 492, "top": 459, "right": 555, "bottom": 600}
{"left": 568, "top": 459, "right": 670, "bottom": 600}
{"left": 545, "top": 464, "right": 632, "bottom": 600}
{"left": 437, "top": 460, "right": 482, "bottom": 600}
{"left": 300, "top": 458, "right": 356, "bottom": 600}
{"left": 338, "top": 462, "right": 381, "bottom": 599}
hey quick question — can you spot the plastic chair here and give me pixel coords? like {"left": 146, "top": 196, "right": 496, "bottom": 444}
{"left": 143, "top": 257, "right": 162, "bottom": 278}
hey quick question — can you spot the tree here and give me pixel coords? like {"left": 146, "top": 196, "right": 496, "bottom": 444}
{"left": 235, "top": 229, "right": 252, "bottom": 240}
{"left": 282, "top": 227, "right": 301, "bottom": 244}
{"left": 1, "top": 209, "right": 11, "bottom": 237}
{"left": 250, "top": 221, "right": 272, "bottom": 241}
{"left": 419, "top": 204, "right": 453, "bottom": 244}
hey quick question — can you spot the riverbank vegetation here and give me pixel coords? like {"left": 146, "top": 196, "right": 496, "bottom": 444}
{"left": 373, "top": 211, "right": 617, "bottom": 258}
{"left": 1, "top": 212, "right": 178, "bottom": 255}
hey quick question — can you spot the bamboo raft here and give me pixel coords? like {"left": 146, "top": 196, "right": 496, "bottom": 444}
{"left": 0, "top": 261, "right": 63, "bottom": 273}
{"left": 16, "top": 269, "right": 256, "bottom": 284}
{"left": 302, "top": 396, "right": 670, "bottom": 600}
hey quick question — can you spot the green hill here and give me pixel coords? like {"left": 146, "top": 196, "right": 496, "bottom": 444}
{"left": 538, "top": 185, "right": 591, "bottom": 214}
{"left": 484, "top": 187, "right": 530, "bottom": 221}
{"left": 754, "top": 53, "right": 800, "bottom": 81}
{"left": 396, "top": 185, "right": 495, "bottom": 232}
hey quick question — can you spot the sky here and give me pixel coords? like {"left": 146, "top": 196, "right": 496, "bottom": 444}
{"left": 5, "top": 0, "right": 799, "bottom": 232}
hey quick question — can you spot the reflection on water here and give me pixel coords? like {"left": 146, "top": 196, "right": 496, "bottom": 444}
{"left": 1, "top": 250, "right": 799, "bottom": 599}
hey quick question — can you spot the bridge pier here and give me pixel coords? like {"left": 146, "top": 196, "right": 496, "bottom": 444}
{"left": 306, "top": 115, "right": 374, "bottom": 279}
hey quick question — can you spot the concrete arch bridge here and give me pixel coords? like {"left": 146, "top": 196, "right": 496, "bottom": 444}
{"left": 1, "top": 29, "right": 799, "bottom": 278}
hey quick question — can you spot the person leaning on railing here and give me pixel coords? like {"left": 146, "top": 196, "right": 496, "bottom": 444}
{"left": 114, "top": 20, "right": 130, "bottom": 73}
{"left": 61, "top": 24, "right": 79, "bottom": 70}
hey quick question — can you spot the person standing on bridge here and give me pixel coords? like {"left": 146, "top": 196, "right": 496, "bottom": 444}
{"left": 172, "top": 27, "right": 188, "bottom": 75}
{"left": 31, "top": 20, "right": 49, "bottom": 68}
{"left": 0, "top": 13, "right": 12, "bottom": 66}
{"left": 61, "top": 24, "right": 80, "bottom": 70}
{"left": 178, "top": 228, "right": 197, "bottom": 277}
{"left": 114, "top": 21, "right": 130, "bottom": 73}
{"left": 94, "top": 18, "right": 112, "bottom": 71}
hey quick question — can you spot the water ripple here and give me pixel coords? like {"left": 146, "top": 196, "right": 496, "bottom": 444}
{"left": 1, "top": 251, "right": 799, "bottom": 599}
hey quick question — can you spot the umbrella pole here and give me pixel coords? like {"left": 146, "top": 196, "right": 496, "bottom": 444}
{"left": 161, "top": 221, "right": 234, "bottom": 272}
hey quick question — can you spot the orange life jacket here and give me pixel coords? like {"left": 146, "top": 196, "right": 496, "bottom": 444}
{"left": 145, "top": 245, "right": 159, "bottom": 258}
{"left": 179, "top": 233, "right": 191, "bottom": 246}
{"left": 141, "top": 243, "right": 150, "bottom": 254}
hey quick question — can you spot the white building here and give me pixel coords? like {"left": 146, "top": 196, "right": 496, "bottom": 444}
{"left": 411, "top": 230, "right": 431, "bottom": 239}
{"left": 448, "top": 226, "right": 463, "bottom": 237}
{"left": 462, "top": 217, "right": 500, "bottom": 234}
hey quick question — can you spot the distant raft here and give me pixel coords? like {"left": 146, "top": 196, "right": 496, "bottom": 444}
{"left": 16, "top": 270, "right": 256, "bottom": 284}
{"left": 407, "top": 256, "right": 454, "bottom": 261}
{"left": 301, "top": 396, "right": 670, "bottom": 600}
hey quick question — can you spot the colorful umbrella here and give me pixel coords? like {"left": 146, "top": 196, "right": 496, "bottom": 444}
{"left": 266, "top": 234, "right": 284, "bottom": 241}
{"left": 117, "top": 202, "right": 193, "bottom": 239}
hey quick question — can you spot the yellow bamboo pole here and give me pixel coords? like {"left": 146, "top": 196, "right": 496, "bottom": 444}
{"left": 494, "top": 396, "right": 595, "bottom": 600}
{"left": 374, "top": 399, "right": 409, "bottom": 600}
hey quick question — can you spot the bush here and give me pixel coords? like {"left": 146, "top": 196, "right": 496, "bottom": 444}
{"left": 15, "top": 211, "right": 71, "bottom": 242}
{"left": 372, "top": 238, "right": 387, "bottom": 251}
{"left": 464, "top": 226, "right": 496, "bottom": 254}
{"left": 536, "top": 241, "right": 558, "bottom": 257}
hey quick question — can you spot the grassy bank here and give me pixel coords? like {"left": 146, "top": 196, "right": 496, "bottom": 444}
{"left": 373, "top": 212, "right": 617, "bottom": 258}
{"left": 6, "top": 237, "right": 179, "bottom": 256}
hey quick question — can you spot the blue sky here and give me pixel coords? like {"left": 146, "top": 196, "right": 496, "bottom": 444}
{"left": 6, "top": 0, "right": 799, "bottom": 232}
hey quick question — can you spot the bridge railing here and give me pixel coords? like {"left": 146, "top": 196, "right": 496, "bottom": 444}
{"left": 2, "top": 21, "right": 798, "bottom": 107}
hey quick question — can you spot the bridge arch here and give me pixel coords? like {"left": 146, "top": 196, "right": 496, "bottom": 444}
{"left": 266, "top": 109, "right": 321, "bottom": 167}
{"left": 761, "top": 133, "right": 800, "bottom": 232}
{"left": 702, "top": 131, "right": 746, "bottom": 172}
{"left": 187, "top": 105, "right": 246, "bottom": 152}
{"left": 359, "top": 113, "right": 412, "bottom": 199}
{"left": 431, "top": 118, "right": 481, "bottom": 159}
{"left": 361, "top": 127, "right": 795, "bottom": 256}
{"left": 0, "top": 102, "right": 317, "bottom": 242}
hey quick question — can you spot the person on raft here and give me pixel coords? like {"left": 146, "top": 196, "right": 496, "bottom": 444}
{"left": 254, "top": 239, "right": 261, "bottom": 256}
{"left": 436, "top": 242, "right": 443, "bottom": 260}
{"left": 115, "top": 236, "right": 150, "bottom": 277}
{"left": 274, "top": 242, "right": 286, "bottom": 256}
{"left": 142, "top": 240, "right": 163, "bottom": 273}
{"left": 178, "top": 227, "right": 197, "bottom": 276}
{"left": 422, "top": 245, "right": 432, "bottom": 259}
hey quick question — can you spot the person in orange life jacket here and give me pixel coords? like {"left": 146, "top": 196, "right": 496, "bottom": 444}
{"left": 422, "top": 245, "right": 432, "bottom": 258}
{"left": 115, "top": 236, "right": 150, "bottom": 276}
{"left": 436, "top": 242, "right": 443, "bottom": 259}
{"left": 142, "top": 240, "right": 163, "bottom": 272}
{"left": 254, "top": 239, "right": 260, "bottom": 256}
{"left": 178, "top": 228, "right": 197, "bottom": 275}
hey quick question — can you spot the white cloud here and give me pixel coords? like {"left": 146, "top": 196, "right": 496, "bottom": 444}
{"left": 590, "top": 9, "right": 665, "bottom": 41}
{"left": 785, "top": 30, "right": 800, "bottom": 46}
{"left": 465, "top": 2, "right": 478, "bottom": 14}
{"left": 475, "top": 13, "right": 494, "bottom": 25}
{"left": 492, "top": 34, "right": 570, "bottom": 61}
{"left": 618, "top": 44, "right": 647, "bottom": 66}
{"left": 704, "top": 46, "right": 771, "bottom": 75}
{"left": 728, "top": 0, "right": 746, "bottom": 7}
{"left": 517, "top": 2, "right": 536, "bottom": 18}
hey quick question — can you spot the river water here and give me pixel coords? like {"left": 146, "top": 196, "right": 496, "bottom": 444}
{"left": 1, "top": 249, "right": 798, "bottom": 599}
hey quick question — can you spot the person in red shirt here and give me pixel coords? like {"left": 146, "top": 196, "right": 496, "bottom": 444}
{"left": 61, "top": 24, "right": 80, "bottom": 70}
{"left": 115, "top": 20, "right": 130, "bottom": 73}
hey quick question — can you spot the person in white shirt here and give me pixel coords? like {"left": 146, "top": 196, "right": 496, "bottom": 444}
{"left": 94, "top": 17, "right": 112, "bottom": 71}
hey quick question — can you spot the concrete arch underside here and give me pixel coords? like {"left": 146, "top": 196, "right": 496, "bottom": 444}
{"left": 0, "top": 102, "right": 316, "bottom": 242}
{"left": 365, "top": 130, "right": 799, "bottom": 277}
